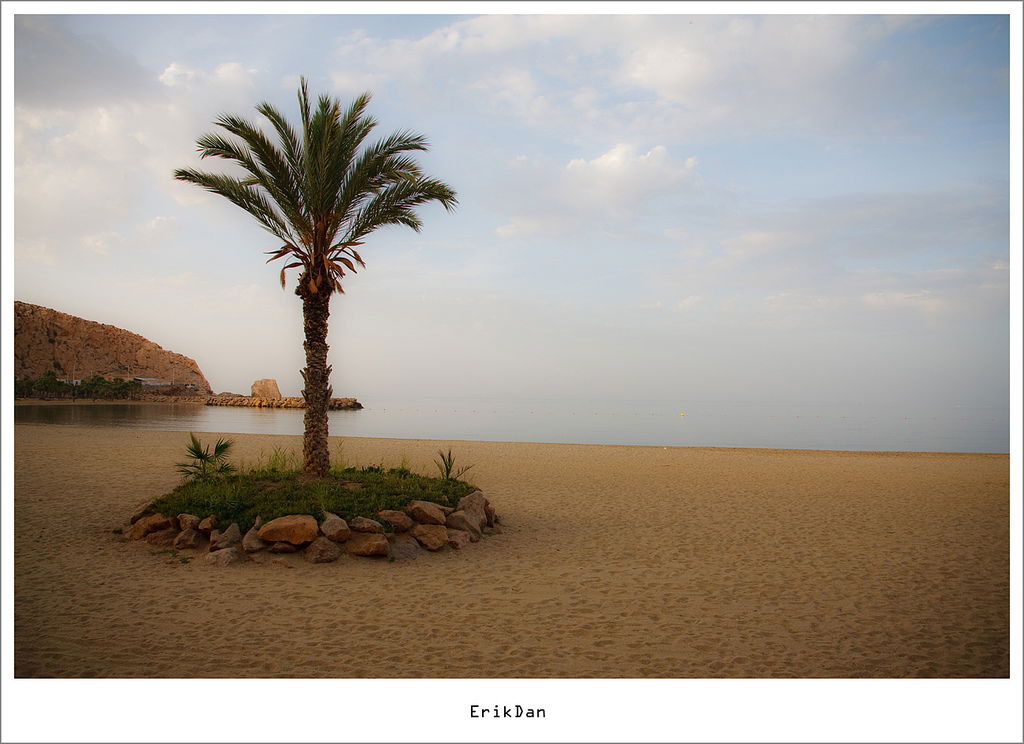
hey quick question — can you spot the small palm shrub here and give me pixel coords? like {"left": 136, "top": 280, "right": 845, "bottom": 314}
{"left": 176, "top": 433, "right": 237, "bottom": 480}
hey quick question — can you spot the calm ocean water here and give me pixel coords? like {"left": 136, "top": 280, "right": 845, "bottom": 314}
{"left": 14, "top": 397, "right": 1009, "bottom": 453}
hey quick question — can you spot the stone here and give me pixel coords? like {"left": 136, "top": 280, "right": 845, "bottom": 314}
{"left": 445, "top": 510, "right": 482, "bottom": 542}
{"left": 242, "top": 526, "right": 269, "bottom": 553}
{"left": 410, "top": 523, "right": 448, "bottom": 551}
{"left": 269, "top": 541, "right": 299, "bottom": 554}
{"left": 377, "top": 510, "right": 414, "bottom": 532}
{"left": 320, "top": 513, "right": 351, "bottom": 542}
{"left": 211, "top": 522, "right": 241, "bottom": 550}
{"left": 387, "top": 533, "right": 422, "bottom": 560}
{"left": 257, "top": 514, "right": 318, "bottom": 545}
{"left": 130, "top": 513, "right": 171, "bottom": 540}
{"left": 304, "top": 536, "right": 341, "bottom": 563}
{"left": 145, "top": 527, "right": 180, "bottom": 547}
{"left": 349, "top": 516, "right": 384, "bottom": 534}
{"left": 407, "top": 500, "right": 447, "bottom": 526}
{"left": 456, "top": 491, "right": 489, "bottom": 533}
{"left": 128, "top": 499, "right": 157, "bottom": 525}
{"left": 346, "top": 533, "right": 390, "bottom": 557}
{"left": 173, "top": 528, "right": 204, "bottom": 550}
{"left": 205, "top": 547, "right": 243, "bottom": 566}
{"left": 177, "top": 513, "right": 201, "bottom": 531}
{"left": 250, "top": 378, "right": 282, "bottom": 399}
{"left": 197, "top": 516, "right": 217, "bottom": 534}
{"left": 204, "top": 395, "right": 363, "bottom": 410}
{"left": 446, "top": 528, "right": 472, "bottom": 550}
{"left": 484, "top": 502, "right": 497, "bottom": 528}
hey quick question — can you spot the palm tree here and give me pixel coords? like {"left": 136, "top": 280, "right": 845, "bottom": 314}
{"left": 174, "top": 78, "right": 457, "bottom": 477}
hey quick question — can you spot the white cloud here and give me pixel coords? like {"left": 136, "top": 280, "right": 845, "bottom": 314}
{"left": 496, "top": 143, "right": 697, "bottom": 237}
{"left": 15, "top": 54, "right": 279, "bottom": 270}
{"left": 621, "top": 39, "right": 715, "bottom": 103}
{"left": 645, "top": 180, "right": 1008, "bottom": 337}
{"left": 763, "top": 292, "right": 845, "bottom": 315}
{"left": 159, "top": 61, "right": 258, "bottom": 90}
{"left": 564, "top": 145, "right": 696, "bottom": 214}
{"left": 714, "top": 230, "right": 815, "bottom": 269}
{"left": 158, "top": 62, "right": 199, "bottom": 87}
{"left": 861, "top": 290, "right": 948, "bottom": 318}
{"left": 81, "top": 232, "right": 122, "bottom": 256}
{"left": 675, "top": 295, "right": 702, "bottom": 312}
{"left": 142, "top": 216, "right": 175, "bottom": 233}
{"left": 324, "top": 14, "right": 965, "bottom": 145}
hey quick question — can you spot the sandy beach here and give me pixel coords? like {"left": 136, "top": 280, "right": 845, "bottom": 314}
{"left": 14, "top": 424, "right": 1008, "bottom": 678}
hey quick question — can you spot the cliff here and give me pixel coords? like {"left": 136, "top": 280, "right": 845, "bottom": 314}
{"left": 14, "top": 301, "right": 213, "bottom": 393}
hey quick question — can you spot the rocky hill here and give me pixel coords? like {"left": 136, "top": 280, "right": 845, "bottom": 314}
{"left": 14, "top": 301, "right": 212, "bottom": 393}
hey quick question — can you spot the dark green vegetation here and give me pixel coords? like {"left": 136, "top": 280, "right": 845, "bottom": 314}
{"left": 174, "top": 78, "right": 457, "bottom": 478}
{"left": 154, "top": 463, "right": 476, "bottom": 535}
{"left": 176, "top": 433, "right": 237, "bottom": 480}
{"left": 14, "top": 371, "right": 142, "bottom": 400}
{"left": 153, "top": 436, "right": 476, "bottom": 533}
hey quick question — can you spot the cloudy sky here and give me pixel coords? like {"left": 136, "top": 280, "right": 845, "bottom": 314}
{"left": 12, "top": 9, "right": 1011, "bottom": 408}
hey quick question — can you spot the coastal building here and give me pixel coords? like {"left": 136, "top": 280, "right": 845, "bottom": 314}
{"left": 132, "top": 377, "right": 172, "bottom": 387}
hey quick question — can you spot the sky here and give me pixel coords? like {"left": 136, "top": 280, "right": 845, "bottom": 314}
{"left": 10, "top": 8, "right": 1013, "bottom": 410}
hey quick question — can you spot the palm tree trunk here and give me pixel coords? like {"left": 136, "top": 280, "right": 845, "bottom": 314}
{"left": 300, "top": 289, "right": 333, "bottom": 477}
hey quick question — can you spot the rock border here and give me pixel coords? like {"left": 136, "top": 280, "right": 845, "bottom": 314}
{"left": 205, "top": 395, "right": 362, "bottom": 410}
{"left": 126, "top": 491, "right": 500, "bottom": 566}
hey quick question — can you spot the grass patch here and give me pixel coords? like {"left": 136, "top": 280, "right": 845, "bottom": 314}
{"left": 153, "top": 462, "right": 477, "bottom": 534}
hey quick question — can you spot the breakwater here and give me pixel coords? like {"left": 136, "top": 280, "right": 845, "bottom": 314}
{"left": 206, "top": 396, "right": 362, "bottom": 410}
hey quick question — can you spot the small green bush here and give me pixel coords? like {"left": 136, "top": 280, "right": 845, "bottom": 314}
{"left": 156, "top": 436, "right": 477, "bottom": 532}
{"left": 176, "top": 433, "right": 237, "bottom": 480}
{"left": 153, "top": 464, "right": 476, "bottom": 533}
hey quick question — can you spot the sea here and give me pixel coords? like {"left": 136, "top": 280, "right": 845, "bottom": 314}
{"left": 13, "top": 397, "right": 1010, "bottom": 454}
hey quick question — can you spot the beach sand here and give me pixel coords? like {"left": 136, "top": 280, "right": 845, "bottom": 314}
{"left": 14, "top": 424, "right": 1009, "bottom": 678}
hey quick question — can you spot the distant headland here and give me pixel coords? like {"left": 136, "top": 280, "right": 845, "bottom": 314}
{"left": 13, "top": 301, "right": 360, "bottom": 409}
{"left": 15, "top": 300, "right": 212, "bottom": 393}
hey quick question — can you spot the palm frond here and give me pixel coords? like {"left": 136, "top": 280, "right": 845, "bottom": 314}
{"left": 212, "top": 437, "right": 234, "bottom": 460}
{"left": 173, "top": 168, "right": 295, "bottom": 243}
{"left": 347, "top": 177, "right": 458, "bottom": 243}
{"left": 255, "top": 101, "right": 304, "bottom": 179}
{"left": 214, "top": 113, "right": 309, "bottom": 235}
{"left": 184, "top": 432, "right": 206, "bottom": 461}
{"left": 175, "top": 78, "right": 456, "bottom": 298}
{"left": 331, "top": 130, "right": 430, "bottom": 231}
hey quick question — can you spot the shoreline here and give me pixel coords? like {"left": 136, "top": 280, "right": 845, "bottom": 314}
{"left": 13, "top": 399, "right": 1008, "bottom": 456}
{"left": 13, "top": 424, "right": 1009, "bottom": 678}
{"left": 15, "top": 395, "right": 362, "bottom": 410}
{"left": 10, "top": 419, "right": 1009, "bottom": 457}
{"left": 14, "top": 397, "right": 208, "bottom": 406}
